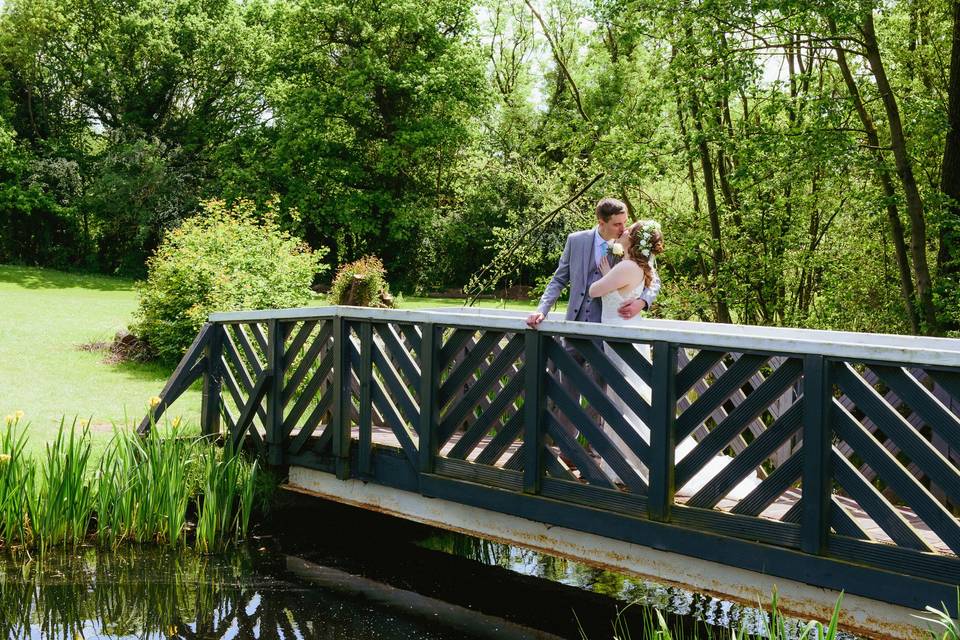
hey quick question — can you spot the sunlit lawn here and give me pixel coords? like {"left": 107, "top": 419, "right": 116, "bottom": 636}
{"left": 0, "top": 265, "right": 535, "bottom": 456}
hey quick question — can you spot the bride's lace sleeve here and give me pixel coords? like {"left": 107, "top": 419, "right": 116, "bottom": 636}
{"left": 639, "top": 269, "right": 661, "bottom": 308}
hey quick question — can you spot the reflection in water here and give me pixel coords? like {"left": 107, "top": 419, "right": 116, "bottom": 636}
{"left": 0, "top": 523, "right": 864, "bottom": 639}
{"left": 417, "top": 532, "right": 858, "bottom": 639}
{"left": 0, "top": 546, "right": 467, "bottom": 640}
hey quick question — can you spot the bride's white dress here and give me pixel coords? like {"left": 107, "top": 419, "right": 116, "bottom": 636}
{"left": 599, "top": 285, "right": 761, "bottom": 500}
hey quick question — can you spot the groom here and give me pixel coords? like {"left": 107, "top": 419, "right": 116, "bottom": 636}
{"left": 525, "top": 197, "right": 658, "bottom": 447}
{"left": 525, "top": 197, "right": 653, "bottom": 328}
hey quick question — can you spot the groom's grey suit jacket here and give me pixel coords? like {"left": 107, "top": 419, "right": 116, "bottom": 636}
{"left": 536, "top": 229, "right": 604, "bottom": 322}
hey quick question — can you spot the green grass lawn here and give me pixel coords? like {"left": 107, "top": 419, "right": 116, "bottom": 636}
{"left": 0, "top": 265, "right": 535, "bottom": 455}
{"left": 0, "top": 265, "right": 204, "bottom": 455}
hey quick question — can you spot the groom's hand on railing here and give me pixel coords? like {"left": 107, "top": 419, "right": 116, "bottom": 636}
{"left": 526, "top": 312, "right": 545, "bottom": 328}
{"left": 618, "top": 298, "right": 647, "bottom": 319}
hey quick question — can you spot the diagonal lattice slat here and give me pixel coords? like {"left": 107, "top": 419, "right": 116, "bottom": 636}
{"left": 439, "top": 333, "right": 524, "bottom": 444}
{"left": 448, "top": 370, "right": 524, "bottom": 461}
{"left": 730, "top": 452, "right": 803, "bottom": 517}
{"left": 439, "top": 328, "right": 475, "bottom": 368}
{"left": 564, "top": 337, "right": 653, "bottom": 427}
{"left": 474, "top": 410, "right": 524, "bottom": 467}
{"left": 371, "top": 339, "right": 420, "bottom": 426}
{"left": 348, "top": 338, "right": 419, "bottom": 466}
{"left": 831, "top": 450, "right": 932, "bottom": 551}
{"left": 283, "top": 321, "right": 332, "bottom": 402}
{"left": 835, "top": 364, "right": 960, "bottom": 505}
{"left": 375, "top": 323, "right": 421, "bottom": 390}
{"left": 833, "top": 399, "right": 960, "bottom": 554}
{"left": 232, "top": 324, "right": 266, "bottom": 373}
{"left": 283, "top": 320, "right": 317, "bottom": 367}
{"left": 545, "top": 373, "right": 647, "bottom": 492}
{"left": 675, "top": 353, "right": 769, "bottom": 441}
{"left": 439, "top": 331, "right": 503, "bottom": 406}
{"left": 547, "top": 339, "right": 650, "bottom": 467}
{"left": 675, "top": 358, "right": 802, "bottom": 490}
{"left": 677, "top": 349, "right": 727, "bottom": 396}
{"left": 283, "top": 348, "right": 333, "bottom": 436}
{"left": 545, "top": 413, "right": 616, "bottom": 488}
{"left": 871, "top": 365, "right": 960, "bottom": 453}
{"left": 684, "top": 401, "right": 803, "bottom": 509}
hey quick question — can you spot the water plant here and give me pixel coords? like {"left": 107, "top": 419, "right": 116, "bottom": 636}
{"left": 0, "top": 416, "right": 260, "bottom": 552}
{"left": 914, "top": 589, "right": 960, "bottom": 640}
{"left": 29, "top": 420, "right": 95, "bottom": 553}
{"left": 0, "top": 415, "right": 35, "bottom": 547}
{"left": 194, "top": 441, "right": 259, "bottom": 552}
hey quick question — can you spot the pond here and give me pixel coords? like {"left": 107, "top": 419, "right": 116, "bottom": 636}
{"left": 0, "top": 497, "right": 863, "bottom": 639}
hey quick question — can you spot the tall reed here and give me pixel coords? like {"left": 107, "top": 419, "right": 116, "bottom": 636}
{"left": 29, "top": 420, "right": 95, "bottom": 553}
{"left": 0, "top": 416, "right": 260, "bottom": 552}
{"left": 0, "top": 417, "right": 35, "bottom": 547}
{"left": 195, "top": 441, "right": 259, "bottom": 553}
{"left": 96, "top": 424, "right": 199, "bottom": 546}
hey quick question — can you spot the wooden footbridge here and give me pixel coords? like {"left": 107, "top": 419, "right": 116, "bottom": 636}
{"left": 143, "top": 306, "right": 960, "bottom": 637}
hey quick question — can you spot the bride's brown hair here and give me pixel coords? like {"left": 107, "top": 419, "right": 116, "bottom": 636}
{"left": 627, "top": 224, "right": 664, "bottom": 289}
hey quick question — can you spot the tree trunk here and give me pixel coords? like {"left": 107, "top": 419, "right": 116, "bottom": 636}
{"left": 689, "top": 90, "right": 731, "bottom": 324}
{"left": 937, "top": 1, "right": 960, "bottom": 298}
{"left": 832, "top": 34, "right": 921, "bottom": 334}
{"left": 861, "top": 11, "right": 938, "bottom": 333}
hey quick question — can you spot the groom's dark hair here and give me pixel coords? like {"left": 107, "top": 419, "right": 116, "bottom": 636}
{"left": 596, "top": 197, "right": 627, "bottom": 221}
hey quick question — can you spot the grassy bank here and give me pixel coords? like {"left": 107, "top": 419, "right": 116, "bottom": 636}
{"left": 0, "top": 266, "right": 203, "bottom": 454}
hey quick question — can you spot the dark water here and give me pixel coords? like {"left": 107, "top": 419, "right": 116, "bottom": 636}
{"left": 0, "top": 497, "right": 862, "bottom": 639}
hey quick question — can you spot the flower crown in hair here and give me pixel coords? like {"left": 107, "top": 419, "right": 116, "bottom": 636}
{"left": 634, "top": 220, "right": 661, "bottom": 258}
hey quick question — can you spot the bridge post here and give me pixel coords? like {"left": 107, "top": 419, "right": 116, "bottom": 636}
{"left": 523, "top": 330, "right": 546, "bottom": 494}
{"left": 266, "top": 319, "right": 287, "bottom": 466}
{"left": 332, "top": 317, "right": 352, "bottom": 480}
{"left": 358, "top": 322, "right": 373, "bottom": 476}
{"left": 418, "top": 323, "right": 440, "bottom": 474}
{"left": 648, "top": 341, "right": 678, "bottom": 522}
{"left": 801, "top": 354, "right": 832, "bottom": 555}
{"left": 200, "top": 323, "right": 224, "bottom": 438}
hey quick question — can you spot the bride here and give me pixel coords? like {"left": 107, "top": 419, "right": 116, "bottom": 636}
{"left": 587, "top": 221, "right": 760, "bottom": 500}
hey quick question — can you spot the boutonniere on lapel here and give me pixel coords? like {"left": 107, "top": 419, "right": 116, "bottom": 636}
{"left": 608, "top": 241, "right": 624, "bottom": 266}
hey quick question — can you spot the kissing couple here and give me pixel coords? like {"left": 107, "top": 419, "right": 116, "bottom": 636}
{"left": 525, "top": 197, "right": 760, "bottom": 498}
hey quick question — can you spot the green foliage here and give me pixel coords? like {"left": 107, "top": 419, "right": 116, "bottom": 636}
{"left": 260, "top": 0, "right": 489, "bottom": 288}
{"left": 0, "top": 0, "right": 273, "bottom": 274}
{"left": 134, "top": 198, "right": 327, "bottom": 361}
{"left": 194, "top": 442, "right": 258, "bottom": 552}
{"left": 328, "top": 256, "right": 394, "bottom": 307}
{"left": 1, "top": 0, "right": 959, "bottom": 333}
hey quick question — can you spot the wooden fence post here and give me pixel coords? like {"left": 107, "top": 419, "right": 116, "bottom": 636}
{"left": 419, "top": 322, "right": 440, "bottom": 475}
{"left": 802, "top": 354, "right": 832, "bottom": 555}
{"left": 266, "top": 319, "right": 286, "bottom": 466}
{"left": 523, "top": 330, "right": 546, "bottom": 495}
{"left": 201, "top": 323, "right": 224, "bottom": 438}
{"left": 358, "top": 322, "right": 373, "bottom": 476}
{"left": 648, "top": 341, "right": 678, "bottom": 522}
{"left": 332, "top": 317, "right": 352, "bottom": 480}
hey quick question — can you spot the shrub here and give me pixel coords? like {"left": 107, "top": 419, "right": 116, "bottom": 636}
{"left": 328, "top": 256, "right": 394, "bottom": 307}
{"left": 134, "top": 198, "right": 327, "bottom": 361}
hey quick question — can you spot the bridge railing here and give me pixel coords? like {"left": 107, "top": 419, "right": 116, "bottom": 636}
{"left": 142, "top": 306, "right": 960, "bottom": 613}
